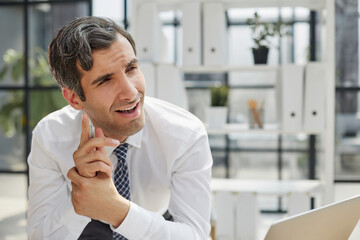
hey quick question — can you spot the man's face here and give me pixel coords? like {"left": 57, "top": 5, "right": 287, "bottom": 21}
{"left": 77, "top": 34, "right": 146, "bottom": 142}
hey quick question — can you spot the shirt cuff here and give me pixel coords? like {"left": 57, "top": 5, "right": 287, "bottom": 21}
{"left": 113, "top": 201, "right": 153, "bottom": 239}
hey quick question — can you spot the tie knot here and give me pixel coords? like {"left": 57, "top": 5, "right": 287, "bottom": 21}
{"left": 113, "top": 143, "right": 129, "bottom": 160}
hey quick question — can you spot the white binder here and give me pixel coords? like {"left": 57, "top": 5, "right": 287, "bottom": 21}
{"left": 134, "top": 3, "right": 160, "bottom": 62}
{"left": 156, "top": 64, "right": 189, "bottom": 110}
{"left": 203, "top": 2, "right": 227, "bottom": 66}
{"left": 303, "top": 62, "right": 326, "bottom": 132}
{"left": 181, "top": 2, "right": 201, "bottom": 66}
{"left": 279, "top": 65, "right": 304, "bottom": 132}
{"left": 140, "top": 62, "right": 156, "bottom": 98}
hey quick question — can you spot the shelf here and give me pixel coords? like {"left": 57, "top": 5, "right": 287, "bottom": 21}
{"left": 181, "top": 65, "right": 279, "bottom": 74}
{"left": 206, "top": 123, "right": 324, "bottom": 135}
{"left": 135, "top": 0, "right": 326, "bottom": 11}
{"left": 221, "top": 0, "right": 326, "bottom": 10}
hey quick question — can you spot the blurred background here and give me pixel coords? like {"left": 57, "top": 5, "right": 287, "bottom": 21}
{"left": 0, "top": 0, "right": 360, "bottom": 239}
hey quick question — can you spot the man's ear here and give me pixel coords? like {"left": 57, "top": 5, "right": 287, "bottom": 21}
{"left": 62, "top": 87, "right": 84, "bottom": 110}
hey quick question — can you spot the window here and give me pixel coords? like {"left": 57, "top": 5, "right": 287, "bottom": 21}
{"left": 334, "top": 1, "right": 360, "bottom": 182}
{"left": 0, "top": 0, "right": 91, "bottom": 174}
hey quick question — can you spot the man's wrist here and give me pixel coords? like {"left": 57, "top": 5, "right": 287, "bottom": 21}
{"left": 107, "top": 196, "right": 130, "bottom": 228}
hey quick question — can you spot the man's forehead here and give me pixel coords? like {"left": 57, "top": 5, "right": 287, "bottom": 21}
{"left": 77, "top": 38, "right": 134, "bottom": 71}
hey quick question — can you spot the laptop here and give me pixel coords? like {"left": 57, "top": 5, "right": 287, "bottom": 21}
{"left": 265, "top": 195, "right": 360, "bottom": 240}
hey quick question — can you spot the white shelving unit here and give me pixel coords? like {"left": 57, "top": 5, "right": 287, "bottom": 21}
{"left": 131, "top": 0, "right": 335, "bottom": 204}
{"left": 206, "top": 123, "right": 324, "bottom": 136}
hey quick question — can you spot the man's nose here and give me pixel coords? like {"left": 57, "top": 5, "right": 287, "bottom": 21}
{"left": 114, "top": 75, "right": 138, "bottom": 101}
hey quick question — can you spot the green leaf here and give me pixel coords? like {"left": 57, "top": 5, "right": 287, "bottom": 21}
{"left": 246, "top": 11, "right": 288, "bottom": 50}
{"left": 10, "top": 56, "right": 24, "bottom": 82}
{"left": 0, "top": 99, "right": 24, "bottom": 137}
{"left": 211, "top": 85, "right": 229, "bottom": 107}
{"left": 3, "top": 49, "right": 19, "bottom": 64}
{"left": 0, "top": 66, "right": 8, "bottom": 81}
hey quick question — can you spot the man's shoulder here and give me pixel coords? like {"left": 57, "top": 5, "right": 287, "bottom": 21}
{"left": 144, "top": 97, "right": 206, "bottom": 137}
{"left": 33, "top": 105, "right": 81, "bottom": 142}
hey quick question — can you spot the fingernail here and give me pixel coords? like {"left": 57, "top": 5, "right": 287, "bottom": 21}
{"left": 112, "top": 139, "right": 120, "bottom": 145}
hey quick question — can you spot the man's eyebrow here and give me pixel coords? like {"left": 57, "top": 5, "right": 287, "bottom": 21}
{"left": 91, "top": 73, "right": 113, "bottom": 86}
{"left": 90, "top": 59, "right": 138, "bottom": 86}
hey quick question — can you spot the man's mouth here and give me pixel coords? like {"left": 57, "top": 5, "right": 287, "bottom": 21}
{"left": 115, "top": 102, "right": 138, "bottom": 114}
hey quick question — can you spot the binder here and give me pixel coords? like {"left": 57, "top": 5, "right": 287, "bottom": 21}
{"left": 279, "top": 65, "right": 304, "bottom": 132}
{"left": 134, "top": 3, "right": 160, "bottom": 62}
{"left": 181, "top": 2, "right": 201, "bottom": 66}
{"left": 203, "top": 2, "right": 227, "bottom": 66}
{"left": 156, "top": 64, "right": 189, "bottom": 110}
{"left": 140, "top": 62, "right": 156, "bottom": 98}
{"left": 303, "top": 62, "right": 326, "bottom": 132}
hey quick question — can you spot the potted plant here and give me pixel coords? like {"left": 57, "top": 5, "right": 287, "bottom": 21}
{"left": 207, "top": 84, "right": 229, "bottom": 129}
{"left": 246, "top": 12, "right": 288, "bottom": 64}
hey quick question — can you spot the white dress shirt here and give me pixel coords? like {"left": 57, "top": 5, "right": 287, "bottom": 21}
{"left": 27, "top": 96, "right": 212, "bottom": 240}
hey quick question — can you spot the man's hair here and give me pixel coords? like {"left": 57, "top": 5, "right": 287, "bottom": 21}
{"left": 48, "top": 16, "right": 136, "bottom": 101}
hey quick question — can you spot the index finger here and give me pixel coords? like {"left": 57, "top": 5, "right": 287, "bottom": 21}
{"left": 95, "top": 127, "right": 105, "bottom": 152}
{"left": 80, "top": 113, "right": 90, "bottom": 147}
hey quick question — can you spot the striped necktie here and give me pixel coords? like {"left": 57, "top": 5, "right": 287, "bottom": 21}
{"left": 112, "top": 143, "right": 130, "bottom": 240}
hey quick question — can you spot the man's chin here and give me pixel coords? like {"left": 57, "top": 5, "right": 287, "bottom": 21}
{"left": 113, "top": 115, "right": 145, "bottom": 139}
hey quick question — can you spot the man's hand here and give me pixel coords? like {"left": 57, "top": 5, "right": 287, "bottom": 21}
{"left": 68, "top": 114, "right": 129, "bottom": 227}
{"left": 73, "top": 113, "right": 120, "bottom": 178}
{"left": 67, "top": 167, "right": 130, "bottom": 227}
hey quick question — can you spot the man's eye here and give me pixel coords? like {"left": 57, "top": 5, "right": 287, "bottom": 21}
{"left": 97, "top": 78, "right": 110, "bottom": 86}
{"left": 127, "top": 65, "right": 137, "bottom": 72}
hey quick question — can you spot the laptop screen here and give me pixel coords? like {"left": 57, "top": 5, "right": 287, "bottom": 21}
{"left": 265, "top": 195, "right": 360, "bottom": 240}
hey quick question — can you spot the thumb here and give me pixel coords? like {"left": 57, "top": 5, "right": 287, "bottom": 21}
{"left": 79, "top": 113, "right": 90, "bottom": 147}
{"left": 67, "top": 167, "right": 82, "bottom": 184}
{"left": 95, "top": 127, "right": 105, "bottom": 138}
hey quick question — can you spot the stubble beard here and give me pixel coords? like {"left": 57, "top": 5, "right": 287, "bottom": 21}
{"left": 101, "top": 110, "right": 145, "bottom": 141}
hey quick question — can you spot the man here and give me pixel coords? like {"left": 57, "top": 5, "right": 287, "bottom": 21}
{"left": 27, "top": 16, "right": 212, "bottom": 239}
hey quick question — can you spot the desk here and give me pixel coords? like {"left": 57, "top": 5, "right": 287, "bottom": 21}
{"left": 211, "top": 178, "right": 322, "bottom": 197}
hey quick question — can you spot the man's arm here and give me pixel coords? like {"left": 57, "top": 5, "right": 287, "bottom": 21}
{"left": 27, "top": 136, "right": 90, "bottom": 240}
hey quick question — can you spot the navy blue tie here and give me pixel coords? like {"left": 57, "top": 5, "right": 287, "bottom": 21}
{"left": 112, "top": 143, "right": 130, "bottom": 240}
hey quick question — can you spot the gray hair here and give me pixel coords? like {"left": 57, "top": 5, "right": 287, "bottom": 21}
{"left": 48, "top": 16, "right": 136, "bottom": 101}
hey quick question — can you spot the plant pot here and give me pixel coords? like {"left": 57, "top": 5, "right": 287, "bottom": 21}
{"left": 252, "top": 47, "right": 269, "bottom": 64}
{"left": 206, "top": 106, "right": 228, "bottom": 129}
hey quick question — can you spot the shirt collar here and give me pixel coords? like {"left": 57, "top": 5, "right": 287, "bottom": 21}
{"left": 125, "top": 128, "right": 143, "bottom": 148}
{"left": 105, "top": 128, "right": 143, "bottom": 156}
